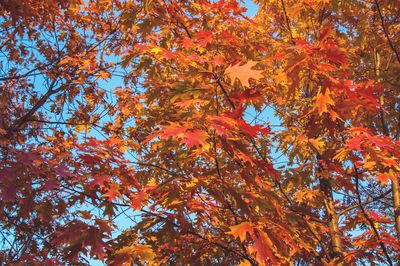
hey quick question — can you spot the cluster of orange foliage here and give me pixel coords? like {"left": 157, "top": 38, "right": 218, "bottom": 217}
{"left": 0, "top": 0, "right": 399, "bottom": 265}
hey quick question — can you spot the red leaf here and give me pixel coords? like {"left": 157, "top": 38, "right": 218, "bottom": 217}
{"left": 249, "top": 230, "right": 278, "bottom": 265}
{"left": 182, "top": 130, "right": 209, "bottom": 149}
{"left": 130, "top": 191, "right": 148, "bottom": 210}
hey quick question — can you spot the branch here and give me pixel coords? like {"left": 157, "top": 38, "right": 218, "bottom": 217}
{"left": 280, "top": 0, "right": 294, "bottom": 43}
{"left": 374, "top": 0, "right": 400, "bottom": 64}
{"left": 9, "top": 79, "right": 62, "bottom": 133}
{"left": 215, "top": 75, "right": 236, "bottom": 110}
{"left": 338, "top": 189, "right": 392, "bottom": 216}
{"left": 141, "top": 209, "right": 252, "bottom": 263}
{"left": 212, "top": 136, "right": 256, "bottom": 266}
{"left": 354, "top": 166, "right": 393, "bottom": 266}
{"left": 0, "top": 61, "right": 55, "bottom": 82}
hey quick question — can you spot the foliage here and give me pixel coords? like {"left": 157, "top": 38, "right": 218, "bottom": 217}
{"left": 0, "top": 0, "right": 399, "bottom": 265}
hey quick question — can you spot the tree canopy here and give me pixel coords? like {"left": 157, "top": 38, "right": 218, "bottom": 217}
{"left": 0, "top": 0, "right": 399, "bottom": 265}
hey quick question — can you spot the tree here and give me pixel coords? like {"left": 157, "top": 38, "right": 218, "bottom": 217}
{"left": 0, "top": 0, "right": 399, "bottom": 265}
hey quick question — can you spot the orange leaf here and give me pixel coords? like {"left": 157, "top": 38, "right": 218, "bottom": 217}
{"left": 102, "top": 183, "right": 121, "bottom": 202}
{"left": 132, "top": 245, "right": 155, "bottom": 261}
{"left": 376, "top": 170, "right": 398, "bottom": 186}
{"left": 224, "top": 61, "right": 263, "bottom": 88}
{"left": 227, "top": 222, "right": 254, "bottom": 242}
{"left": 130, "top": 191, "right": 148, "bottom": 210}
{"left": 182, "top": 130, "right": 209, "bottom": 149}
{"left": 308, "top": 138, "right": 325, "bottom": 154}
{"left": 159, "top": 122, "right": 186, "bottom": 138}
{"left": 314, "top": 88, "right": 334, "bottom": 116}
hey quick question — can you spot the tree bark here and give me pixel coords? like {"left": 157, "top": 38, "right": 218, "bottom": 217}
{"left": 374, "top": 48, "right": 400, "bottom": 241}
{"left": 316, "top": 154, "right": 342, "bottom": 258}
{"left": 393, "top": 179, "right": 400, "bottom": 238}
{"left": 319, "top": 176, "right": 342, "bottom": 257}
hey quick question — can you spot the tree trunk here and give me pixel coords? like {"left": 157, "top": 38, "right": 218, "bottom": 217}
{"left": 374, "top": 48, "right": 398, "bottom": 261}
{"left": 393, "top": 179, "right": 400, "bottom": 238}
{"left": 319, "top": 176, "right": 342, "bottom": 257}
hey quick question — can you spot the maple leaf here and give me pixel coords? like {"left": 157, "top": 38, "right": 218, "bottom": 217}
{"left": 159, "top": 123, "right": 186, "bottom": 138}
{"left": 94, "top": 219, "right": 114, "bottom": 236}
{"left": 363, "top": 160, "right": 376, "bottom": 170}
{"left": 213, "top": 55, "right": 226, "bottom": 66}
{"left": 132, "top": 245, "right": 156, "bottom": 261}
{"left": 74, "top": 124, "right": 91, "bottom": 134}
{"left": 194, "top": 30, "right": 213, "bottom": 46}
{"left": 238, "top": 260, "right": 252, "bottom": 266}
{"left": 3, "top": 0, "right": 400, "bottom": 263}
{"left": 85, "top": 227, "right": 109, "bottom": 261}
{"left": 227, "top": 222, "right": 254, "bottom": 242}
{"left": 224, "top": 61, "right": 263, "bottom": 87}
{"left": 313, "top": 88, "right": 335, "bottom": 116}
{"left": 1, "top": 183, "right": 17, "bottom": 201}
{"left": 182, "top": 130, "right": 209, "bottom": 149}
{"left": 237, "top": 120, "right": 270, "bottom": 137}
{"left": 294, "top": 188, "right": 316, "bottom": 203}
{"left": 114, "top": 246, "right": 136, "bottom": 264}
{"left": 130, "top": 191, "right": 148, "bottom": 210}
{"left": 102, "top": 183, "right": 121, "bottom": 202}
{"left": 89, "top": 175, "right": 110, "bottom": 188}
{"left": 230, "top": 89, "right": 262, "bottom": 102}
{"left": 78, "top": 210, "right": 93, "bottom": 220}
{"left": 98, "top": 71, "right": 110, "bottom": 79}
{"left": 249, "top": 230, "right": 278, "bottom": 265}
{"left": 376, "top": 170, "right": 397, "bottom": 186}
{"left": 150, "top": 47, "right": 163, "bottom": 54}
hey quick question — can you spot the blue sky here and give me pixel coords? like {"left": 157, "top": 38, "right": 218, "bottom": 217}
{"left": 243, "top": 0, "right": 258, "bottom": 17}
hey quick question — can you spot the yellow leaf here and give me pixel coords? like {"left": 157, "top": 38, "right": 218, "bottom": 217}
{"left": 186, "top": 178, "right": 199, "bottom": 189}
{"left": 238, "top": 260, "right": 252, "bottom": 266}
{"left": 294, "top": 188, "right": 316, "bottom": 203}
{"left": 334, "top": 148, "right": 348, "bottom": 161}
{"left": 81, "top": 59, "right": 91, "bottom": 69}
{"left": 363, "top": 160, "right": 376, "bottom": 170}
{"left": 150, "top": 47, "right": 163, "bottom": 54}
{"left": 146, "top": 177, "right": 156, "bottom": 185}
{"left": 115, "top": 245, "right": 155, "bottom": 263}
{"left": 74, "top": 124, "right": 90, "bottom": 134}
{"left": 224, "top": 61, "right": 263, "bottom": 88}
{"left": 308, "top": 138, "right": 324, "bottom": 153}
{"left": 143, "top": 0, "right": 155, "bottom": 13}
{"left": 133, "top": 245, "right": 155, "bottom": 261}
